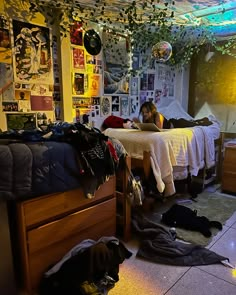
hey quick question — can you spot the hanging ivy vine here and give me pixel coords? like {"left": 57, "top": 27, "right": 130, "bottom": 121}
{"left": 20, "top": 0, "right": 236, "bottom": 67}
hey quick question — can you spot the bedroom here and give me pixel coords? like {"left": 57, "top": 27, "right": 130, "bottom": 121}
{"left": 0, "top": 0, "right": 236, "bottom": 294}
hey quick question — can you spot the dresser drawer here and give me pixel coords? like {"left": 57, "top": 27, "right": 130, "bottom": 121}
{"left": 19, "top": 176, "right": 115, "bottom": 227}
{"left": 27, "top": 197, "right": 116, "bottom": 254}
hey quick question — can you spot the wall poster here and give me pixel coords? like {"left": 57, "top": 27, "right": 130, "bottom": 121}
{"left": 103, "top": 32, "right": 130, "bottom": 95}
{"left": 72, "top": 47, "right": 85, "bottom": 70}
{"left": 100, "top": 96, "right": 111, "bottom": 117}
{"left": 0, "top": 15, "right": 11, "bottom": 64}
{"left": 12, "top": 20, "right": 53, "bottom": 83}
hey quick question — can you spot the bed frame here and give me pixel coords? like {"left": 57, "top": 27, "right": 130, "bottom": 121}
{"left": 11, "top": 176, "right": 118, "bottom": 294}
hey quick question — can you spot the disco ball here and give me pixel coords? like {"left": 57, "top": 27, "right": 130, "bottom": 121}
{"left": 152, "top": 41, "right": 172, "bottom": 62}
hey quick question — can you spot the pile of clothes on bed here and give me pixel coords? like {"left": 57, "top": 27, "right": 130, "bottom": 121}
{"left": 0, "top": 122, "right": 127, "bottom": 201}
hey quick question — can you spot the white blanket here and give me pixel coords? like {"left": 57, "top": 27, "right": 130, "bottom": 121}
{"left": 104, "top": 122, "right": 219, "bottom": 197}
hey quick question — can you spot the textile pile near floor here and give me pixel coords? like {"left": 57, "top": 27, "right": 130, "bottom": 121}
{"left": 145, "top": 191, "right": 236, "bottom": 246}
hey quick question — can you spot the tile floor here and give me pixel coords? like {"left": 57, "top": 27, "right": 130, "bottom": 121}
{"left": 110, "top": 189, "right": 236, "bottom": 295}
{"left": 18, "top": 188, "right": 236, "bottom": 295}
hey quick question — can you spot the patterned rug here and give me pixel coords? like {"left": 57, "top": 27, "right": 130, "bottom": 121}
{"left": 146, "top": 190, "right": 236, "bottom": 246}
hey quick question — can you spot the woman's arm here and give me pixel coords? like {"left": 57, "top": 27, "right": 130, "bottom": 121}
{"left": 155, "top": 112, "right": 165, "bottom": 129}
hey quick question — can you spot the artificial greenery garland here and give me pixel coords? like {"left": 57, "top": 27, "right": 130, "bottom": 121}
{"left": 22, "top": 0, "right": 236, "bottom": 67}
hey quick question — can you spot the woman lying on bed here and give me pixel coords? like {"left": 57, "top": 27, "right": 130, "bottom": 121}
{"left": 135, "top": 101, "right": 170, "bottom": 129}
{"left": 134, "top": 101, "right": 212, "bottom": 129}
{"left": 101, "top": 102, "right": 170, "bottom": 131}
{"left": 101, "top": 102, "right": 212, "bottom": 131}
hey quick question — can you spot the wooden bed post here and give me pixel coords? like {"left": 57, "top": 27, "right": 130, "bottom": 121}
{"left": 122, "top": 155, "right": 132, "bottom": 241}
{"left": 143, "top": 151, "right": 151, "bottom": 180}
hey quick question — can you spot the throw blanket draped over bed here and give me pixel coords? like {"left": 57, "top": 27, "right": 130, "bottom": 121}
{"left": 104, "top": 120, "right": 220, "bottom": 197}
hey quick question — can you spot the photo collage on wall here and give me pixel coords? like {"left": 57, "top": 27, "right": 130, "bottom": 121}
{"left": 0, "top": 17, "right": 62, "bottom": 121}
{"left": 139, "top": 72, "right": 155, "bottom": 105}
{"left": 70, "top": 22, "right": 103, "bottom": 121}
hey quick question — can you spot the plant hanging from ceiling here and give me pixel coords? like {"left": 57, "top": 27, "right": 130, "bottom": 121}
{"left": 14, "top": 0, "right": 236, "bottom": 67}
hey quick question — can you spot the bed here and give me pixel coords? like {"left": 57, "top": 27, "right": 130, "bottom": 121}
{"left": 104, "top": 115, "right": 221, "bottom": 197}
{"left": 0, "top": 130, "right": 128, "bottom": 295}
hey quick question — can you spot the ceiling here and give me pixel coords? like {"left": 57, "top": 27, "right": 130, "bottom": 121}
{"left": 71, "top": 0, "right": 236, "bottom": 37}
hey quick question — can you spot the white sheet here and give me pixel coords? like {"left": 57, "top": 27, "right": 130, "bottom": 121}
{"left": 104, "top": 121, "right": 220, "bottom": 197}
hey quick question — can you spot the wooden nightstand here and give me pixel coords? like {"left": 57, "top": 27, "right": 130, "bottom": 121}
{"left": 217, "top": 131, "right": 236, "bottom": 183}
{"left": 222, "top": 145, "right": 236, "bottom": 193}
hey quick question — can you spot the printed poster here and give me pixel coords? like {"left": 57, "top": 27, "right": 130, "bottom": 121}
{"left": 0, "top": 15, "right": 11, "bottom": 64}
{"left": 2, "top": 101, "right": 18, "bottom": 111}
{"left": 130, "top": 76, "right": 138, "bottom": 95}
{"left": 111, "top": 96, "right": 120, "bottom": 114}
{"left": 100, "top": 96, "right": 111, "bottom": 117}
{"left": 72, "top": 48, "right": 85, "bottom": 70}
{"left": 0, "top": 63, "right": 14, "bottom": 100}
{"left": 13, "top": 20, "right": 53, "bottom": 83}
{"left": 89, "top": 74, "right": 100, "bottom": 97}
{"left": 103, "top": 32, "right": 130, "bottom": 94}
{"left": 120, "top": 96, "right": 129, "bottom": 116}
{"left": 30, "top": 95, "right": 53, "bottom": 111}
{"left": 70, "top": 22, "right": 83, "bottom": 46}
{"left": 15, "top": 89, "right": 31, "bottom": 100}
{"left": 73, "top": 73, "right": 84, "bottom": 95}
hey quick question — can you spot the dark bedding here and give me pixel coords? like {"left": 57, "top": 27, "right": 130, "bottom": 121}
{"left": 0, "top": 141, "right": 83, "bottom": 201}
{"left": 0, "top": 123, "right": 127, "bottom": 201}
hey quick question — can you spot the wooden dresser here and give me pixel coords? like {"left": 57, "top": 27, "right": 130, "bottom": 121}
{"left": 222, "top": 145, "right": 236, "bottom": 193}
{"left": 12, "top": 176, "right": 116, "bottom": 294}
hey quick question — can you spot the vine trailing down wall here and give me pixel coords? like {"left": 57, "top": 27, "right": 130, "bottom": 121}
{"left": 24, "top": 0, "right": 236, "bottom": 69}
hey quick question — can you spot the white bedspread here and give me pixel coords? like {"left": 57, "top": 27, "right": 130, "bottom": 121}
{"left": 104, "top": 122, "right": 220, "bottom": 197}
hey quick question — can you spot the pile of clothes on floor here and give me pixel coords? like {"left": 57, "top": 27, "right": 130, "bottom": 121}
{"left": 39, "top": 237, "right": 132, "bottom": 295}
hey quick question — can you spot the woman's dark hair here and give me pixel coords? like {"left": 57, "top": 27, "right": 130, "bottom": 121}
{"left": 139, "top": 101, "right": 158, "bottom": 118}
